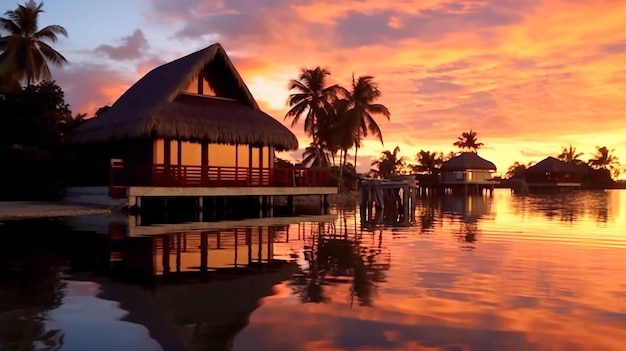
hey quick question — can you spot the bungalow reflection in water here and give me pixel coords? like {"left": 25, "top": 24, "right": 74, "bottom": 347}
{"left": 109, "top": 225, "right": 286, "bottom": 278}
{"left": 101, "top": 222, "right": 300, "bottom": 351}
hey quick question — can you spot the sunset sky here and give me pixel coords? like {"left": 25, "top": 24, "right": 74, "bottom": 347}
{"left": 9, "top": 0, "right": 626, "bottom": 176}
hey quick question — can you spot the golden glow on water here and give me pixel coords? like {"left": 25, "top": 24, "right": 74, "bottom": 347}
{"left": 233, "top": 190, "right": 626, "bottom": 351}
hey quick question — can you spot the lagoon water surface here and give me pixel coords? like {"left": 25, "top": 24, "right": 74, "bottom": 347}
{"left": 1, "top": 189, "right": 625, "bottom": 351}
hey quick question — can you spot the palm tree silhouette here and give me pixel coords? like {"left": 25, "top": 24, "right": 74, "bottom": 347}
{"left": 558, "top": 144, "right": 584, "bottom": 164}
{"left": 285, "top": 67, "right": 342, "bottom": 144}
{"left": 453, "top": 129, "right": 484, "bottom": 152}
{"left": 370, "top": 146, "right": 405, "bottom": 179}
{"left": 343, "top": 74, "right": 390, "bottom": 167}
{"left": 413, "top": 150, "right": 443, "bottom": 175}
{"left": 302, "top": 142, "right": 330, "bottom": 168}
{"left": 0, "top": 1, "right": 68, "bottom": 86}
{"left": 588, "top": 146, "right": 621, "bottom": 178}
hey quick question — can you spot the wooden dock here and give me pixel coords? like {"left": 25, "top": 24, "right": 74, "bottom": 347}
{"left": 359, "top": 175, "right": 417, "bottom": 225}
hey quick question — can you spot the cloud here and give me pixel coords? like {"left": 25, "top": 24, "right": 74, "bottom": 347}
{"left": 600, "top": 42, "right": 626, "bottom": 55}
{"left": 51, "top": 64, "right": 135, "bottom": 116}
{"left": 95, "top": 29, "right": 149, "bottom": 60}
{"left": 39, "top": 0, "right": 626, "bottom": 178}
{"left": 415, "top": 77, "right": 464, "bottom": 95}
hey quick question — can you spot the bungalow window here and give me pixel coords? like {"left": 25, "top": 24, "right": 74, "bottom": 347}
{"left": 454, "top": 171, "right": 464, "bottom": 180}
{"left": 467, "top": 171, "right": 473, "bottom": 181}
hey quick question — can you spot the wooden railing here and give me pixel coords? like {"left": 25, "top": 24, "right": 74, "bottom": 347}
{"left": 109, "top": 161, "right": 331, "bottom": 197}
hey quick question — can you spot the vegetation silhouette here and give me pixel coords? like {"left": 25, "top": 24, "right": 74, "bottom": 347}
{"left": 289, "top": 214, "right": 389, "bottom": 307}
{"left": 286, "top": 67, "right": 389, "bottom": 191}
{"left": 369, "top": 146, "right": 405, "bottom": 179}
{"left": 0, "top": 0, "right": 67, "bottom": 89}
{"left": 453, "top": 129, "right": 484, "bottom": 152}
{"left": 558, "top": 144, "right": 584, "bottom": 164}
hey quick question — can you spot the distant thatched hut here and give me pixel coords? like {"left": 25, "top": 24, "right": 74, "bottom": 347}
{"left": 523, "top": 156, "right": 581, "bottom": 192}
{"left": 439, "top": 152, "right": 497, "bottom": 195}
{"left": 69, "top": 43, "right": 321, "bottom": 195}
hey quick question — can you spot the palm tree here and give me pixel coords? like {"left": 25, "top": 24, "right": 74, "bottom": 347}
{"left": 588, "top": 146, "right": 621, "bottom": 178}
{"left": 506, "top": 161, "right": 534, "bottom": 179}
{"left": 443, "top": 151, "right": 457, "bottom": 161}
{"left": 344, "top": 74, "right": 390, "bottom": 167}
{"left": 370, "top": 146, "right": 404, "bottom": 179}
{"left": 413, "top": 150, "right": 443, "bottom": 175}
{"left": 0, "top": 0, "right": 68, "bottom": 86}
{"left": 558, "top": 144, "right": 584, "bottom": 164}
{"left": 302, "top": 142, "right": 330, "bottom": 168}
{"left": 285, "top": 67, "right": 342, "bottom": 143}
{"left": 453, "top": 129, "right": 484, "bottom": 152}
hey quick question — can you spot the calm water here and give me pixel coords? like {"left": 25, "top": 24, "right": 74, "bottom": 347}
{"left": 1, "top": 189, "right": 625, "bottom": 351}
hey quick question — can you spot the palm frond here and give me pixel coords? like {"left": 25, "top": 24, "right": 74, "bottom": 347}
{"left": 285, "top": 100, "right": 308, "bottom": 126}
{"left": 34, "top": 24, "right": 68, "bottom": 43}
{"left": 36, "top": 41, "right": 67, "bottom": 66}
{"left": 0, "top": 18, "right": 20, "bottom": 34}
{"left": 287, "top": 79, "right": 310, "bottom": 94}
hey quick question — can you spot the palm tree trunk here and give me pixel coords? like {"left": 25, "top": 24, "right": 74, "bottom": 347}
{"left": 339, "top": 149, "right": 346, "bottom": 192}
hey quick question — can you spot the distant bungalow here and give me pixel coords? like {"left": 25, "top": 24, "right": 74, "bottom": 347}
{"left": 69, "top": 43, "right": 335, "bottom": 213}
{"left": 522, "top": 156, "right": 582, "bottom": 193}
{"left": 439, "top": 152, "right": 498, "bottom": 195}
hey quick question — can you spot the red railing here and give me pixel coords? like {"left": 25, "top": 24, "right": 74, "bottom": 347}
{"left": 109, "top": 161, "right": 331, "bottom": 196}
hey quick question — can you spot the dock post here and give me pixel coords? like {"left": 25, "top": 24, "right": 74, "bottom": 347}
{"left": 212, "top": 197, "right": 217, "bottom": 219}
{"left": 287, "top": 196, "right": 295, "bottom": 215}
{"left": 162, "top": 235, "right": 171, "bottom": 275}
{"left": 163, "top": 197, "right": 169, "bottom": 222}
{"left": 360, "top": 186, "right": 367, "bottom": 224}
{"left": 197, "top": 197, "right": 204, "bottom": 222}
{"left": 403, "top": 186, "right": 410, "bottom": 222}
{"left": 322, "top": 194, "right": 329, "bottom": 214}
{"left": 200, "top": 231, "right": 208, "bottom": 273}
{"left": 257, "top": 227, "right": 263, "bottom": 263}
{"left": 258, "top": 196, "right": 264, "bottom": 218}
{"left": 246, "top": 227, "right": 253, "bottom": 264}
{"left": 134, "top": 214, "right": 141, "bottom": 227}
{"left": 268, "top": 196, "right": 274, "bottom": 217}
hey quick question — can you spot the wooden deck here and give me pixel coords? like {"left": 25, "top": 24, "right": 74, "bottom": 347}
{"left": 109, "top": 161, "right": 333, "bottom": 198}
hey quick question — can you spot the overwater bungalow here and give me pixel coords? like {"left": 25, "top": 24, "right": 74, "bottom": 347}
{"left": 439, "top": 152, "right": 498, "bottom": 195}
{"left": 522, "top": 156, "right": 581, "bottom": 193}
{"left": 68, "top": 43, "right": 336, "bottom": 211}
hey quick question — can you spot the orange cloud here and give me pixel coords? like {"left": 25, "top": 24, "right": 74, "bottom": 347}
{"left": 51, "top": 0, "right": 626, "bottom": 176}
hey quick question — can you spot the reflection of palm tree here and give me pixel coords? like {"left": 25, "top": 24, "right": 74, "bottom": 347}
{"left": 0, "top": 0, "right": 68, "bottom": 86}
{"left": 289, "top": 216, "right": 389, "bottom": 306}
{"left": 419, "top": 200, "right": 437, "bottom": 233}
{"left": 457, "top": 221, "right": 478, "bottom": 250}
{"left": 453, "top": 129, "right": 484, "bottom": 152}
{"left": 0, "top": 248, "right": 66, "bottom": 350}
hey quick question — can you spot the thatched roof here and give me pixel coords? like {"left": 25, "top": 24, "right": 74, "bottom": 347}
{"left": 71, "top": 43, "right": 298, "bottom": 151}
{"left": 441, "top": 152, "right": 497, "bottom": 171}
{"left": 525, "top": 156, "right": 580, "bottom": 174}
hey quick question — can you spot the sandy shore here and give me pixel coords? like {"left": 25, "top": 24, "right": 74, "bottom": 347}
{"left": 0, "top": 201, "right": 111, "bottom": 221}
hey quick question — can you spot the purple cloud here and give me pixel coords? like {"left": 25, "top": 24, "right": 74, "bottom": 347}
{"left": 415, "top": 77, "right": 464, "bottom": 95}
{"left": 600, "top": 42, "right": 626, "bottom": 55}
{"left": 95, "top": 29, "right": 149, "bottom": 60}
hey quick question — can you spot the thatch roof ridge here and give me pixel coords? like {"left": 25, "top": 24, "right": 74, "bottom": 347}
{"left": 525, "top": 156, "right": 580, "bottom": 173}
{"left": 441, "top": 152, "right": 497, "bottom": 171}
{"left": 71, "top": 43, "right": 298, "bottom": 150}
